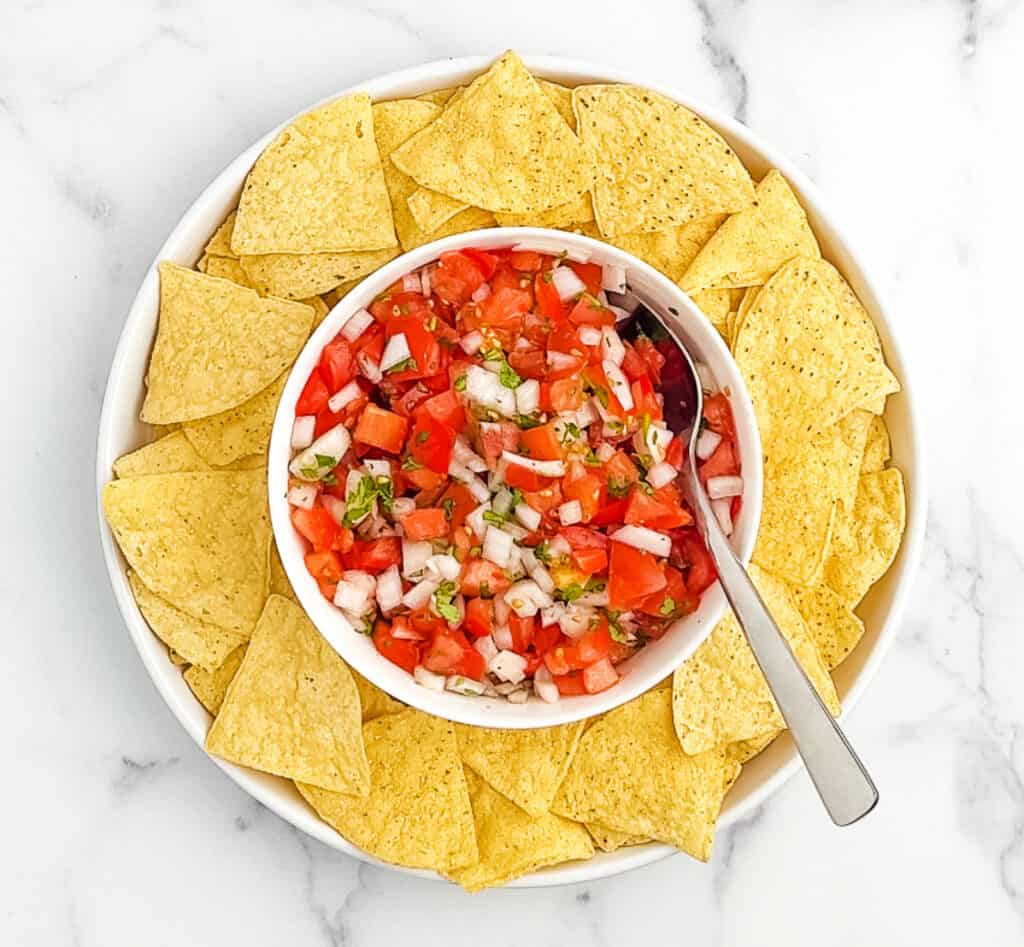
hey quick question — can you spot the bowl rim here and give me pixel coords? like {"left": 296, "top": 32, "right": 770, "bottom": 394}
{"left": 267, "top": 225, "right": 764, "bottom": 730}
{"left": 95, "top": 52, "right": 928, "bottom": 888}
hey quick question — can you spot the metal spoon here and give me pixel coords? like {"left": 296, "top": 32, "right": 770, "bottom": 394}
{"left": 619, "top": 297, "right": 878, "bottom": 827}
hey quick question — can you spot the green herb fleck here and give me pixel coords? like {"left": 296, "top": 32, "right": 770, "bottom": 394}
{"left": 385, "top": 356, "right": 418, "bottom": 375}
{"left": 560, "top": 421, "right": 581, "bottom": 445}
{"left": 416, "top": 430, "right": 429, "bottom": 445}
{"left": 482, "top": 509, "right": 508, "bottom": 527}
{"left": 454, "top": 374, "right": 468, "bottom": 392}
{"left": 434, "top": 580, "right": 460, "bottom": 623}
{"left": 499, "top": 362, "right": 522, "bottom": 389}
{"left": 659, "top": 597, "right": 676, "bottom": 616}
{"left": 584, "top": 449, "right": 602, "bottom": 467}
{"left": 442, "top": 497, "right": 456, "bottom": 521}
{"left": 401, "top": 455, "right": 423, "bottom": 471}
{"left": 607, "top": 476, "right": 632, "bottom": 499}
{"left": 516, "top": 414, "right": 542, "bottom": 430}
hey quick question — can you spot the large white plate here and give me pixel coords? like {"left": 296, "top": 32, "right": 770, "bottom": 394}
{"left": 95, "top": 54, "right": 927, "bottom": 887}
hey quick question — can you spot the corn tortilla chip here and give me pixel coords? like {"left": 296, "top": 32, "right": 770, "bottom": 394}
{"left": 297, "top": 709, "right": 477, "bottom": 872}
{"left": 204, "top": 211, "right": 238, "bottom": 258}
{"left": 222, "top": 453, "right": 266, "bottom": 471}
{"left": 455, "top": 721, "right": 584, "bottom": 816}
{"left": 862, "top": 415, "right": 891, "bottom": 473}
{"left": 202, "top": 255, "right": 251, "bottom": 287}
{"left": 268, "top": 540, "right": 297, "bottom": 603}
{"left": 727, "top": 729, "right": 781, "bottom": 764}
{"left": 181, "top": 371, "right": 286, "bottom": 467}
{"left": 373, "top": 100, "right": 495, "bottom": 252}
{"left": 199, "top": 256, "right": 331, "bottom": 326}
{"left": 168, "top": 650, "right": 188, "bottom": 667}
{"left": 206, "top": 596, "right": 369, "bottom": 794}
{"left": 352, "top": 669, "right": 404, "bottom": 722}
{"left": 415, "top": 86, "right": 461, "bottom": 107}
{"left": 691, "top": 288, "right": 732, "bottom": 338}
{"left": 184, "top": 643, "right": 247, "bottom": 715}
{"left": 789, "top": 583, "right": 865, "bottom": 670}
{"left": 599, "top": 214, "right": 725, "bottom": 284}
{"left": 824, "top": 467, "right": 906, "bottom": 605}
{"left": 680, "top": 170, "right": 819, "bottom": 293}
{"left": 102, "top": 471, "right": 271, "bottom": 634}
{"left": 672, "top": 564, "right": 840, "bottom": 754}
{"left": 232, "top": 94, "right": 396, "bottom": 255}
{"left": 496, "top": 192, "right": 594, "bottom": 230}
{"left": 574, "top": 84, "right": 754, "bottom": 237}
{"left": 728, "top": 283, "right": 761, "bottom": 350}
{"left": 450, "top": 770, "right": 593, "bottom": 892}
{"left": 238, "top": 247, "right": 397, "bottom": 300}
{"left": 552, "top": 689, "right": 739, "bottom": 860}
{"left": 406, "top": 186, "right": 467, "bottom": 235}
{"left": 391, "top": 51, "right": 592, "bottom": 214}
{"left": 586, "top": 823, "right": 650, "bottom": 853}
{"left": 112, "top": 431, "right": 210, "bottom": 478}
{"left": 140, "top": 263, "right": 312, "bottom": 424}
{"left": 129, "top": 571, "right": 246, "bottom": 672}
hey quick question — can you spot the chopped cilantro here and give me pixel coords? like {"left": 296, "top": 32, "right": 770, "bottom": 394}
{"left": 560, "top": 421, "right": 581, "bottom": 445}
{"left": 533, "top": 541, "right": 552, "bottom": 564}
{"left": 434, "top": 580, "right": 460, "bottom": 623}
{"left": 454, "top": 374, "right": 467, "bottom": 392}
{"left": 482, "top": 509, "right": 508, "bottom": 527}
{"left": 478, "top": 581, "right": 492, "bottom": 599}
{"left": 607, "top": 476, "right": 632, "bottom": 499}
{"left": 322, "top": 472, "right": 338, "bottom": 487}
{"left": 374, "top": 475, "right": 394, "bottom": 514}
{"left": 416, "top": 430, "right": 429, "bottom": 444}
{"left": 607, "top": 614, "right": 628, "bottom": 643}
{"left": 314, "top": 454, "right": 336, "bottom": 468}
{"left": 342, "top": 474, "right": 392, "bottom": 526}
{"left": 385, "top": 356, "right": 418, "bottom": 374}
{"left": 401, "top": 455, "right": 422, "bottom": 471}
{"left": 556, "top": 584, "right": 585, "bottom": 603}
{"left": 584, "top": 449, "right": 602, "bottom": 467}
{"left": 499, "top": 361, "right": 522, "bottom": 389}
{"left": 659, "top": 597, "right": 676, "bottom": 616}
{"left": 591, "top": 384, "right": 610, "bottom": 408}
{"left": 584, "top": 578, "right": 605, "bottom": 593}
{"left": 508, "top": 488, "right": 524, "bottom": 509}
{"left": 299, "top": 465, "right": 320, "bottom": 480}
{"left": 442, "top": 497, "right": 456, "bottom": 520}
{"left": 516, "top": 414, "right": 542, "bottom": 430}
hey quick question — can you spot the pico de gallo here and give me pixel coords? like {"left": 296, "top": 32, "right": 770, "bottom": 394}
{"left": 285, "top": 245, "right": 742, "bottom": 702}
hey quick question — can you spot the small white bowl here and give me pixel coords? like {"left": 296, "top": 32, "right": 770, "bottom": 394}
{"left": 268, "top": 227, "right": 763, "bottom": 730}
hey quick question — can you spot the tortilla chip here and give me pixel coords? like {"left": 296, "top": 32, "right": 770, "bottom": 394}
{"left": 824, "top": 468, "right": 906, "bottom": 605}
{"left": 351, "top": 669, "right": 404, "bottom": 722}
{"left": 391, "top": 51, "right": 592, "bottom": 214}
{"left": 238, "top": 247, "right": 397, "bottom": 300}
{"left": 184, "top": 643, "right": 247, "bottom": 715}
{"left": 415, "top": 87, "right": 461, "bottom": 107}
{"left": 728, "top": 283, "right": 761, "bottom": 349}
{"left": 495, "top": 192, "right": 595, "bottom": 230}
{"left": 373, "top": 99, "right": 496, "bottom": 251}
{"left": 672, "top": 564, "right": 840, "bottom": 754}
{"left": 600, "top": 214, "right": 726, "bottom": 283}
{"left": 102, "top": 471, "right": 271, "bottom": 634}
{"left": 455, "top": 721, "right": 584, "bottom": 816}
{"left": 140, "top": 263, "right": 312, "bottom": 424}
{"left": 862, "top": 415, "right": 891, "bottom": 473}
{"left": 586, "top": 823, "right": 650, "bottom": 853}
{"left": 268, "top": 540, "right": 297, "bottom": 603}
{"left": 680, "top": 170, "right": 819, "bottom": 293}
{"left": 112, "top": 431, "right": 210, "bottom": 478}
{"left": 574, "top": 84, "right": 754, "bottom": 237}
{"left": 552, "top": 689, "right": 739, "bottom": 860}
{"left": 753, "top": 411, "right": 871, "bottom": 586}
{"left": 406, "top": 186, "right": 467, "bottom": 235}
{"left": 789, "top": 583, "right": 865, "bottom": 670}
{"left": 129, "top": 571, "right": 246, "bottom": 671}
{"left": 297, "top": 709, "right": 477, "bottom": 872}
{"left": 181, "top": 371, "right": 286, "bottom": 466}
{"left": 727, "top": 729, "right": 781, "bottom": 764}
{"left": 232, "top": 94, "right": 396, "bottom": 254}
{"left": 450, "top": 770, "right": 594, "bottom": 892}
{"left": 204, "top": 211, "right": 238, "bottom": 258}
{"left": 168, "top": 649, "right": 189, "bottom": 667}
{"left": 691, "top": 288, "right": 732, "bottom": 338}
{"left": 222, "top": 453, "right": 266, "bottom": 471}
{"left": 202, "top": 255, "right": 252, "bottom": 287}
{"left": 206, "top": 596, "right": 369, "bottom": 794}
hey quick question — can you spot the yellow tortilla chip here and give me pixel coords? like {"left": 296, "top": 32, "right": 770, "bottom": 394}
{"left": 181, "top": 371, "right": 286, "bottom": 467}
{"left": 824, "top": 467, "right": 906, "bottom": 605}
{"left": 728, "top": 283, "right": 761, "bottom": 349}
{"left": 415, "top": 86, "right": 461, "bottom": 107}
{"left": 691, "top": 288, "right": 732, "bottom": 338}
{"left": 537, "top": 79, "right": 576, "bottom": 127}
{"left": 184, "top": 643, "right": 247, "bottom": 715}
{"left": 391, "top": 51, "right": 592, "bottom": 214}
{"left": 495, "top": 191, "right": 594, "bottom": 230}
{"left": 680, "top": 170, "right": 820, "bottom": 293}
{"left": 199, "top": 256, "right": 333, "bottom": 325}
{"left": 574, "top": 84, "right": 754, "bottom": 237}
{"left": 140, "top": 263, "right": 312, "bottom": 424}
{"left": 202, "top": 255, "right": 252, "bottom": 287}
{"left": 232, "top": 94, "right": 396, "bottom": 255}
{"left": 450, "top": 770, "right": 594, "bottom": 892}
{"left": 406, "top": 186, "right": 467, "bottom": 235}
{"left": 297, "top": 709, "right": 477, "bottom": 872}
{"left": 129, "top": 571, "right": 246, "bottom": 671}
{"left": 552, "top": 689, "right": 739, "bottom": 860}
{"left": 222, "top": 453, "right": 266, "bottom": 471}
{"left": 672, "top": 564, "right": 840, "bottom": 754}
{"left": 102, "top": 471, "right": 271, "bottom": 634}
{"left": 206, "top": 596, "right": 369, "bottom": 794}
{"left": 373, "top": 100, "right": 495, "bottom": 251}
{"left": 586, "top": 823, "right": 650, "bottom": 852}
{"left": 168, "top": 649, "right": 188, "bottom": 667}
{"left": 727, "top": 729, "right": 781, "bottom": 764}
{"left": 112, "top": 431, "right": 210, "bottom": 478}
{"left": 204, "top": 211, "right": 238, "bottom": 258}
{"left": 862, "top": 415, "right": 891, "bottom": 473}
{"left": 238, "top": 248, "right": 397, "bottom": 300}
{"left": 600, "top": 214, "right": 726, "bottom": 283}
{"left": 268, "top": 540, "right": 297, "bottom": 603}
{"left": 455, "top": 721, "right": 585, "bottom": 816}
{"left": 351, "top": 669, "right": 404, "bottom": 722}
{"left": 789, "top": 583, "right": 865, "bottom": 670}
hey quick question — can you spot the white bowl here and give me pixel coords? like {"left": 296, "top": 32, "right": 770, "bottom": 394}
{"left": 268, "top": 227, "right": 763, "bottom": 729}
{"left": 95, "top": 54, "right": 926, "bottom": 887}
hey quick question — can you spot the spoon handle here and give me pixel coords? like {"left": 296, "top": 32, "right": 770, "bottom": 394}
{"left": 695, "top": 494, "right": 879, "bottom": 826}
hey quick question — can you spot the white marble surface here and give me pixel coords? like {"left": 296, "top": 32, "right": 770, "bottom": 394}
{"left": 2, "top": 0, "right": 1022, "bottom": 943}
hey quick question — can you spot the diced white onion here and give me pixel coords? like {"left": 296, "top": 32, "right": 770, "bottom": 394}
{"left": 453, "top": 436, "right": 489, "bottom": 473}
{"left": 474, "top": 635, "right": 499, "bottom": 663}
{"left": 528, "top": 561, "right": 555, "bottom": 596}
{"left": 551, "top": 266, "right": 587, "bottom": 301}
{"left": 596, "top": 442, "right": 615, "bottom": 463}
{"left": 534, "top": 664, "right": 560, "bottom": 703}
{"left": 507, "top": 687, "right": 530, "bottom": 704}
{"left": 558, "top": 500, "right": 583, "bottom": 526}
{"left": 288, "top": 424, "right": 351, "bottom": 481}
{"left": 558, "top": 604, "right": 595, "bottom": 639}
{"left": 547, "top": 535, "right": 572, "bottom": 559}
{"left": 601, "top": 328, "right": 626, "bottom": 367}
{"left": 577, "top": 589, "right": 609, "bottom": 608}
{"left": 492, "top": 488, "right": 514, "bottom": 516}
{"left": 471, "top": 283, "right": 491, "bottom": 303}
{"left": 465, "top": 502, "right": 490, "bottom": 540}
{"left": 514, "top": 502, "right": 541, "bottom": 531}
{"left": 696, "top": 428, "right": 722, "bottom": 461}
{"left": 492, "top": 623, "right": 513, "bottom": 650}
{"left": 540, "top": 602, "right": 565, "bottom": 627}
{"left": 420, "top": 267, "right": 432, "bottom": 297}
{"left": 547, "top": 350, "right": 580, "bottom": 373}
{"left": 515, "top": 378, "right": 540, "bottom": 415}
{"left": 402, "top": 539, "right": 433, "bottom": 578}
{"left": 460, "top": 330, "right": 484, "bottom": 355}
{"left": 647, "top": 461, "right": 677, "bottom": 489}
{"left": 321, "top": 494, "right": 347, "bottom": 526}
{"left": 402, "top": 576, "right": 439, "bottom": 610}
{"left": 502, "top": 451, "right": 566, "bottom": 478}
{"left": 413, "top": 664, "right": 446, "bottom": 691}
{"left": 380, "top": 332, "right": 411, "bottom": 373}
{"left": 575, "top": 401, "right": 598, "bottom": 429}
{"left": 333, "top": 571, "right": 375, "bottom": 614}
{"left": 402, "top": 272, "right": 422, "bottom": 294}
{"left": 602, "top": 263, "right": 627, "bottom": 294}
{"left": 602, "top": 360, "right": 634, "bottom": 412}
{"left": 610, "top": 525, "right": 672, "bottom": 557}
{"left": 711, "top": 497, "right": 734, "bottom": 536}
{"left": 375, "top": 565, "right": 403, "bottom": 613}
{"left": 504, "top": 579, "right": 553, "bottom": 618}
{"left": 357, "top": 351, "right": 382, "bottom": 383}
{"left": 287, "top": 483, "right": 318, "bottom": 510}
{"left": 446, "top": 674, "right": 486, "bottom": 696}
{"left": 707, "top": 475, "right": 744, "bottom": 500}
{"left": 364, "top": 458, "right": 391, "bottom": 479}
{"left": 327, "top": 380, "right": 362, "bottom": 414}
{"left": 578, "top": 326, "right": 602, "bottom": 346}
{"left": 466, "top": 365, "right": 516, "bottom": 417}
{"left": 391, "top": 496, "right": 416, "bottom": 518}
{"left": 425, "top": 554, "right": 462, "bottom": 581}
{"left": 510, "top": 241, "right": 590, "bottom": 264}
{"left": 488, "top": 650, "right": 528, "bottom": 684}
{"left": 340, "top": 307, "right": 374, "bottom": 342}
{"left": 493, "top": 594, "right": 510, "bottom": 627}
{"left": 482, "top": 525, "right": 514, "bottom": 569}
{"left": 291, "top": 416, "right": 315, "bottom": 450}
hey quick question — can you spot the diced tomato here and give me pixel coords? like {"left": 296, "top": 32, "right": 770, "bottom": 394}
{"left": 549, "top": 376, "right": 586, "bottom": 412}
{"left": 461, "top": 248, "right": 499, "bottom": 279}
{"left": 509, "top": 249, "right": 542, "bottom": 272}
{"left": 562, "top": 471, "right": 602, "bottom": 522}
{"left": 702, "top": 393, "right": 737, "bottom": 443}
{"left": 291, "top": 506, "right": 340, "bottom": 553}
{"left": 568, "top": 295, "right": 615, "bottom": 327}
{"left": 384, "top": 315, "right": 441, "bottom": 380}
{"left": 400, "top": 465, "right": 446, "bottom": 493}
{"left": 698, "top": 438, "right": 739, "bottom": 483}
{"left": 354, "top": 404, "right": 409, "bottom": 454}
{"left": 575, "top": 619, "right": 612, "bottom": 664}
{"left": 464, "top": 598, "right": 493, "bottom": 638}
{"left": 587, "top": 497, "right": 629, "bottom": 527}
{"left": 319, "top": 336, "right": 356, "bottom": 392}
{"left": 608, "top": 540, "right": 667, "bottom": 609}
{"left": 571, "top": 546, "right": 607, "bottom": 574}
{"left": 479, "top": 286, "right": 532, "bottom": 333}
{"left": 534, "top": 270, "right": 567, "bottom": 321}
{"left": 479, "top": 420, "right": 520, "bottom": 468}
{"left": 673, "top": 529, "right": 718, "bottom": 596}
{"left": 431, "top": 251, "right": 486, "bottom": 305}
{"left": 304, "top": 550, "right": 343, "bottom": 599}
{"left": 519, "top": 421, "right": 565, "bottom": 461}
{"left": 638, "top": 564, "right": 696, "bottom": 618}
{"left": 400, "top": 507, "right": 448, "bottom": 541}
{"left": 373, "top": 619, "right": 420, "bottom": 674}
{"left": 553, "top": 671, "right": 587, "bottom": 696}
{"left": 437, "top": 483, "right": 476, "bottom": 531}
{"left": 666, "top": 436, "right": 685, "bottom": 470}
{"left": 619, "top": 341, "right": 649, "bottom": 381}
{"left": 560, "top": 526, "right": 609, "bottom": 549}
{"left": 408, "top": 412, "right": 456, "bottom": 473}
{"left": 416, "top": 388, "right": 465, "bottom": 430}
{"left": 624, "top": 488, "right": 691, "bottom": 530}
{"left": 583, "top": 657, "right": 619, "bottom": 693}
{"left": 531, "top": 621, "right": 561, "bottom": 655}
{"left": 543, "top": 643, "right": 574, "bottom": 677}
{"left": 630, "top": 374, "right": 662, "bottom": 420}
{"left": 504, "top": 462, "right": 546, "bottom": 492}
{"left": 567, "top": 260, "right": 602, "bottom": 295}
{"left": 508, "top": 613, "right": 535, "bottom": 653}
{"left": 296, "top": 369, "right": 330, "bottom": 415}
{"left": 347, "top": 537, "right": 402, "bottom": 574}
{"left": 459, "top": 559, "right": 511, "bottom": 597}
{"left": 522, "top": 483, "right": 563, "bottom": 515}
{"left": 508, "top": 347, "right": 548, "bottom": 381}
{"left": 423, "top": 630, "right": 485, "bottom": 679}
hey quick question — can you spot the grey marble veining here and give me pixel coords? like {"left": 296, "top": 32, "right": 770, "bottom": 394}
{"left": 2, "top": 0, "right": 1023, "bottom": 943}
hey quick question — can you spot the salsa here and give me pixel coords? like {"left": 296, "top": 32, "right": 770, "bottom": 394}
{"left": 285, "top": 246, "right": 742, "bottom": 702}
